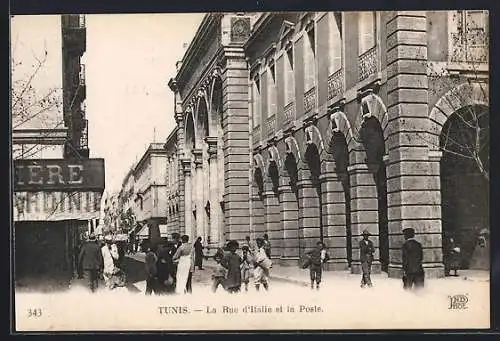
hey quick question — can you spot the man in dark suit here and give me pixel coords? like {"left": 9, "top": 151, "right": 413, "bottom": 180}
{"left": 78, "top": 233, "right": 104, "bottom": 293}
{"left": 402, "top": 227, "right": 425, "bottom": 290}
{"left": 359, "top": 230, "right": 375, "bottom": 288}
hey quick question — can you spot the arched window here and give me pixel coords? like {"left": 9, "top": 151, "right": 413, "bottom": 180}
{"left": 267, "top": 64, "right": 277, "bottom": 117}
{"left": 358, "top": 11, "right": 375, "bottom": 55}
{"left": 304, "top": 26, "right": 316, "bottom": 91}
{"left": 252, "top": 76, "right": 261, "bottom": 127}
{"left": 284, "top": 47, "right": 295, "bottom": 105}
{"left": 328, "top": 12, "right": 342, "bottom": 75}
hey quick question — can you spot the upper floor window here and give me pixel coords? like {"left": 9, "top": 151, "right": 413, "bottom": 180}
{"left": 252, "top": 76, "right": 261, "bottom": 127}
{"left": 304, "top": 27, "right": 316, "bottom": 91}
{"left": 450, "top": 10, "right": 488, "bottom": 63}
{"left": 267, "top": 64, "right": 277, "bottom": 116}
{"left": 329, "top": 13, "right": 342, "bottom": 74}
{"left": 358, "top": 11, "right": 376, "bottom": 55}
{"left": 284, "top": 47, "right": 295, "bottom": 105}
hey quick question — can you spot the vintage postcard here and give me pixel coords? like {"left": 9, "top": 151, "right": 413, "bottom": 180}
{"left": 11, "top": 11, "right": 490, "bottom": 331}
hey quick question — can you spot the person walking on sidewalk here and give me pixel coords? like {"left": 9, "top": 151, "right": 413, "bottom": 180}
{"left": 359, "top": 230, "right": 375, "bottom": 288}
{"left": 145, "top": 244, "right": 159, "bottom": 295}
{"left": 402, "top": 227, "right": 425, "bottom": 290}
{"left": 78, "top": 233, "right": 103, "bottom": 293}
{"left": 194, "top": 237, "right": 204, "bottom": 270}
{"left": 222, "top": 240, "right": 242, "bottom": 293}
{"left": 212, "top": 249, "right": 227, "bottom": 293}
{"left": 263, "top": 234, "right": 272, "bottom": 258}
{"left": 307, "top": 241, "right": 329, "bottom": 290}
{"left": 253, "top": 238, "right": 272, "bottom": 291}
{"left": 241, "top": 245, "right": 253, "bottom": 292}
{"left": 172, "top": 235, "right": 194, "bottom": 294}
{"left": 101, "top": 235, "right": 121, "bottom": 290}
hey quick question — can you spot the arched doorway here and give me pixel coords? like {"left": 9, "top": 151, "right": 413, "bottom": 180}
{"left": 330, "top": 131, "right": 352, "bottom": 266}
{"left": 196, "top": 96, "right": 210, "bottom": 244}
{"left": 440, "top": 104, "right": 489, "bottom": 271}
{"left": 304, "top": 143, "right": 324, "bottom": 243}
{"left": 265, "top": 159, "right": 280, "bottom": 257}
{"left": 359, "top": 115, "right": 388, "bottom": 272}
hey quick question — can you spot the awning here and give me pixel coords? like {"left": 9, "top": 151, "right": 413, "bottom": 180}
{"left": 13, "top": 191, "right": 102, "bottom": 222}
{"left": 137, "top": 224, "right": 149, "bottom": 237}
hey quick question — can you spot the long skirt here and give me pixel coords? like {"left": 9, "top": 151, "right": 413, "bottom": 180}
{"left": 175, "top": 255, "right": 191, "bottom": 294}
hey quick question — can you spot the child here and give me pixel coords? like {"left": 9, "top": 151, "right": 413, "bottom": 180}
{"left": 240, "top": 245, "right": 252, "bottom": 292}
{"left": 307, "top": 241, "right": 328, "bottom": 290}
{"left": 212, "top": 248, "right": 226, "bottom": 293}
{"left": 222, "top": 240, "right": 242, "bottom": 294}
{"left": 253, "top": 238, "right": 271, "bottom": 291}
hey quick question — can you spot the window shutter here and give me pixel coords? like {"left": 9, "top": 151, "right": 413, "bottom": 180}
{"left": 329, "top": 13, "right": 342, "bottom": 74}
{"left": 359, "top": 12, "right": 375, "bottom": 55}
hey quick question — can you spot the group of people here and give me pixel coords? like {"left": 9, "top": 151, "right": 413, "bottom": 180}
{"left": 212, "top": 234, "right": 273, "bottom": 294}
{"left": 355, "top": 227, "right": 426, "bottom": 291}
{"left": 77, "top": 233, "right": 127, "bottom": 292}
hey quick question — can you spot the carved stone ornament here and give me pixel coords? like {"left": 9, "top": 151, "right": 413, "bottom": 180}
{"left": 231, "top": 17, "right": 251, "bottom": 43}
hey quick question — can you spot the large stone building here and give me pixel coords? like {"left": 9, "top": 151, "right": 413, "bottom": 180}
{"left": 164, "top": 127, "right": 181, "bottom": 235}
{"left": 168, "top": 11, "right": 489, "bottom": 277}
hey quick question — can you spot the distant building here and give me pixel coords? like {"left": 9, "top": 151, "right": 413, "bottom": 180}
{"left": 169, "top": 11, "right": 489, "bottom": 278}
{"left": 164, "top": 127, "right": 181, "bottom": 236}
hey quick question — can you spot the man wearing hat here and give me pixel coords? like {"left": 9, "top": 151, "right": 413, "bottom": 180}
{"left": 78, "top": 233, "right": 103, "bottom": 293}
{"left": 359, "top": 230, "right": 375, "bottom": 288}
{"left": 402, "top": 227, "right": 424, "bottom": 290}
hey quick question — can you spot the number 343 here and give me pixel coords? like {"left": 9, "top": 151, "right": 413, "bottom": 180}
{"left": 27, "top": 308, "right": 42, "bottom": 317}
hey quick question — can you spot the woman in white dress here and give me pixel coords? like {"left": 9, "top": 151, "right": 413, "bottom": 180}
{"left": 172, "top": 235, "right": 194, "bottom": 294}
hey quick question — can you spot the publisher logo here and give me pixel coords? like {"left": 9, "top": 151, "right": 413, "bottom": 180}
{"left": 448, "top": 294, "right": 469, "bottom": 310}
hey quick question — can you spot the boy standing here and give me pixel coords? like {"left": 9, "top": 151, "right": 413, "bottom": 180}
{"left": 307, "top": 241, "right": 328, "bottom": 290}
{"left": 240, "top": 245, "right": 252, "bottom": 292}
{"left": 212, "top": 249, "right": 226, "bottom": 293}
{"left": 359, "top": 230, "right": 375, "bottom": 288}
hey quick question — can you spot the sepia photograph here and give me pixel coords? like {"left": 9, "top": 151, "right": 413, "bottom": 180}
{"left": 11, "top": 10, "right": 490, "bottom": 331}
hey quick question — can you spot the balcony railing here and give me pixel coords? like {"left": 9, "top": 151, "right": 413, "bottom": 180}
{"left": 283, "top": 102, "right": 296, "bottom": 126}
{"left": 79, "top": 64, "right": 86, "bottom": 86}
{"left": 358, "top": 46, "right": 377, "bottom": 82}
{"left": 328, "top": 69, "right": 344, "bottom": 101}
{"left": 252, "top": 125, "right": 261, "bottom": 145}
{"left": 266, "top": 114, "right": 276, "bottom": 138}
{"left": 79, "top": 119, "right": 88, "bottom": 149}
{"left": 450, "top": 31, "right": 488, "bottom": 63}
{"left": 304, "top": 87, "right": 316, "bottom": 113}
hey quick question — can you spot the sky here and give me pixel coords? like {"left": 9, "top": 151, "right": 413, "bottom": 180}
{"left": 11, "top": 13, "right": 205, "bottom": 193}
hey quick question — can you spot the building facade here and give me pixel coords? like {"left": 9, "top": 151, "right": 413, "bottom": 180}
{"left": 131, "top": 143, "right": 169, "bottom": 240}
{"left": 61, "top": 14, "right": 89, "bottom": 158}
{"left": 12, "top": 14, "right": 105, "bottom": 286}
{"left": 169, "top": 11, "right": 489, "bottom": 277}
{"left": 164, "top": 127, "right": 181, "bottom": 235}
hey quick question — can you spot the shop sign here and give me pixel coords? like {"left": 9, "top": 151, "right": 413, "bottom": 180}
{"left": 13, "top": 158, "right": 105, "bottom": 192}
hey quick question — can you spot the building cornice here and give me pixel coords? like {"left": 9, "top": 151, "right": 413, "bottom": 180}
{"left": 133, "top": 143, "right": 167, "bottom": 176}
{"left": 175, "top": 14, "right": 223, "bottom": 88}
{"left": 243, "top": 13, "right": 273, "bottom": 51}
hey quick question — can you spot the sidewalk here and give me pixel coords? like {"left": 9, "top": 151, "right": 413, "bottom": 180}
{"left": 202, "top": 258, "right": 489, "bottom": 286}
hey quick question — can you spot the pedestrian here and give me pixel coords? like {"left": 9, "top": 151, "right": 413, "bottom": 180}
{"left": 212, "top": 248, "right": 227, "bottom": 293}
{"left": 172, "top": 234, "right": 194, "bottom": 295}
{"left": 156, "top": 241, "right": 175, "bottom": 294}
{"left": 145, "top": 244, "right": 159, "bottom": 295}
{"left": 359, "top": 230, "right": 375, "bottom": 288}
{"left": 241, "top": 245, "right": 253, "bottom": 292}
{"left": 194, "top": 237, "right": 204, "bottom": 270}
{"left": 448, "top": 237, "right": 461, "bottom": 277}
{"left": 307, "top": 241, "right": 328, "bottom": 290}
{"left": 244, "top": 235, "right": 257, "bottom": 253}
{"left": 78, "top": 233, "right": 103, "bottom": 293}
{"left": 402, "top": 227, "right": 425, "bottom": 290}
{"left": 253, "top": 238, "right": 272, "bottom": 291}
{"left": 222, "top": 240, "right": 242, "bottom": 293}
{"left": 101, "top": 235, "right": 121, "bottom": 290}
{"left": 263, "top": 234, "right": 271, "bottom": 258}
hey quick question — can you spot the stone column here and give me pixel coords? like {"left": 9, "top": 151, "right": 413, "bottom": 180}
{"left": 175, "top": 113, "right": 186, "bottom": 234}
{"left": 251, "top": 182, "right": 265, "bottom": 239}
{"left": 278, "top": 177, "right": 299, "bottom": 265}
{"left": 263, "top": 179, "right": 281, "bottom": 259}
{"left": 192, "top": 149, "right": 204, "bottom": 241}
{"left": 220, "top": 47, "right": 251, "bottom": 242}
{"left": 386, "top": 11, "right": 444, "bottom": 278}
{"left": 348, "top": 159, "right": 380, "bottom": 274}
{"left": 181, "top": 158, "right": 192, "bottom": 238}
{"left": 206, "top": 136, "right": 220, "bottom": 253}
{"left": 320, "top": 160, "right": 349, "bottom": 270}
{"left": 297, "top": 168, "right": 321, "bottom": 257}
